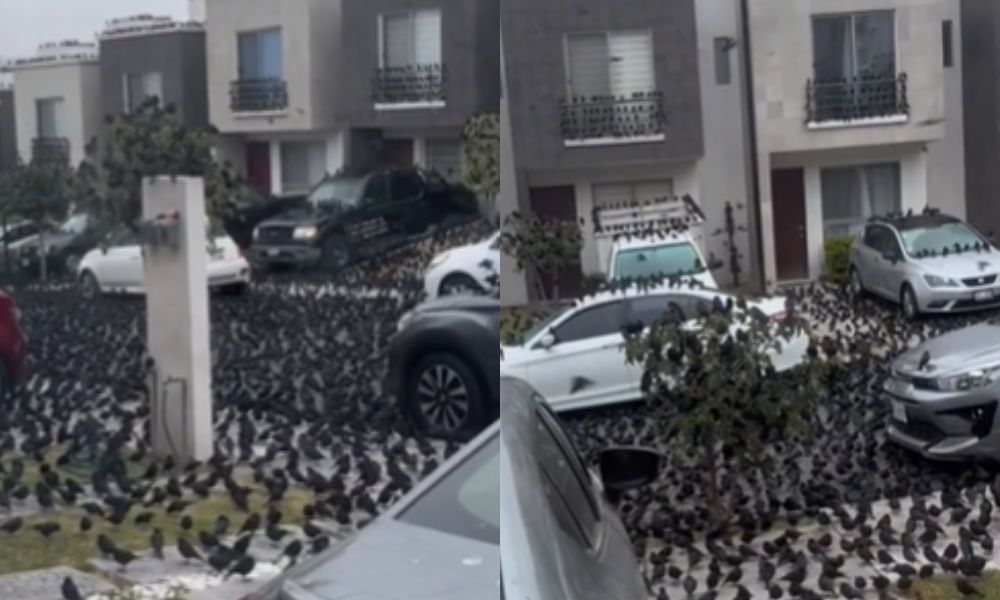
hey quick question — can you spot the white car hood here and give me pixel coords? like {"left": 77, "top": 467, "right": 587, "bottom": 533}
{"left": 500, "top": 345, "right": 531, "bottom": 371}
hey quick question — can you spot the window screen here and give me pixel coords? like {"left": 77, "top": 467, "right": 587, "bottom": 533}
{"left": 821, "top": 163, "right": 900, "bottom": 238}
{"left": 382, "top": 10, "right": 441, "bottom": 67}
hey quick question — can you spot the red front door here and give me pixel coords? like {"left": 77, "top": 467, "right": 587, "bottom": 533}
{"left": 529, "top": 185, "right": 583, "bottom": 299}
{"left": 771, "top": 168, "right": 809, "bottom": 281}
{"left": 245, "top": 142, "right": 271, "bottom": 196}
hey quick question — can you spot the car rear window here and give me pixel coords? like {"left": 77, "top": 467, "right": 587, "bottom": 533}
{"left": 397, "top": 434, "right": 500, "bottom": 545}
{"left": 309, "top": 178, "right": 366, "bottom": 210}
{"left": 614, "top": 242, "right": 704, "bottom": 280}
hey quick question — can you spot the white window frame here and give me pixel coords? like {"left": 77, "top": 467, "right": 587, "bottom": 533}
{"left": 377, "top": 9, "right": 442, "bottom": 69}
{"left": 562, "top": 29, "right": 655, "bottom": 99}
{"left": 122, "top": 72, "right": 163, "bottom": 114}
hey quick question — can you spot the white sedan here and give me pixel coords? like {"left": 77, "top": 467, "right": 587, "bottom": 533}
{"left": 500, "top": 287, "right": 809, "bottom": 412}
{"left": 423, "top": 231, "right": 500, "bottom": 299}
{"left": 78, "top": 230, "right": 250, "bottom": 297}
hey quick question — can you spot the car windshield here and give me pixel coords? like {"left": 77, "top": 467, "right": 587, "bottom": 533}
{"left": 513, "top": 303, "right": 573, "bottom": 346}
{"left": 900, "top": 223, "right": 985, "bottom": 256}
{"left": 60, "top": 214, "right": 88, "bottom": 234}
{"left": 614, "top": 242, "right": 704, "bottom": 280}
{"left": 308, "top": 177, "right": 366, "bottom": 210}
{"left": 397, "top": 434, "right": 500, "bottom": 545}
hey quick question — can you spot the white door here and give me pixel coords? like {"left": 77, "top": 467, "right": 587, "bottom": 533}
{"left": 525, "top": 300, "right": 637, "bottom": 410}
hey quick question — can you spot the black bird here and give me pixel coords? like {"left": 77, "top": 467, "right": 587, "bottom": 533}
{"left": 0, "top": 516, "right": 22, "bottom": 534}
{"left": 61, "top": 576, "right": 83, "bottom": 600}
{"left": 33, "top": 521, "right": 60, "bottom": 540}
{"left": 225, "top": 553, "right": 256, "bottom": 580}
{"left": 97, "top": 534, "right": 116, "bottom": 557}
{"left": 151, "top": 528, "right": 165, "bottom": 559}
{"left": 266, "top": 522, "right": 288, "bottom": 544}
{"left": 283, "top": 539, "right": 303, "bottom": 567}
{"left": 238, "top": 512, "right": 261, "bottom": 535}
{"left": 111, "top": 547, "right": 138, "bottom": 571}
{"left": 178, "top": 536, "right": 202, "bottom": 563}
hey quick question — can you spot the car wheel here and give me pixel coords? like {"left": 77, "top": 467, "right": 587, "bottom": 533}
{"left": 319, "top": 236, "right": 351, "bottom": 271}
{"left": 79, "top": 270, "right": 100, "bottom": 299}
{"left": 901, "top": 284, "right": 920, "bottom": 320}
{"left": 849, "top": 267, "right": 866, "bottom": 297}
{"left": 64, "top": 254, "right": 81, "bottom": 275}
{"left": 439, "top": 273, "right": 483, "bottom": 297}
{"left": 406, "top": 353, "right": 487, "bottom": 441}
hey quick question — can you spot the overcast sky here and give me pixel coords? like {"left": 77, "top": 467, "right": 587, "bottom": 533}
{"left": 0, "top": 0, "right": 190, "bottom": 60}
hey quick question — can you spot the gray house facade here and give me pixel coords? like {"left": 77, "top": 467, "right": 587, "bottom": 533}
{"left": 0, "top": 88, "right": 15, "bottom": 173}
{"left": 962, "top": 0, "right": 1000, "bottom": 239}
{"left": 99, "top": 17, "right": 208, "bottom": 128}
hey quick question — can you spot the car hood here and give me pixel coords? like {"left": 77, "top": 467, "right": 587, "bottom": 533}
{"left": 9, "top": 232, "right": 74, "bottom": 252}
{"left": 895, "top": 322, "right": 1000, "bottom": 376}
{"left": 910, "top": 252, "right": 1000, "bottom": 279}
{"left": 257, "top": 206, "right": 325, "bottom": 229}
{"left": 415, "top": 294, "right": 500, "bottom": 315}
{"left": 284, "top": 519, "right": 500, "bottom": 600}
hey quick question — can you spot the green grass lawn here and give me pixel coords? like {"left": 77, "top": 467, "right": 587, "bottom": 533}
{"left": 909, "top": 572, "right": 1000, "bottom": 600}
{"left": 0, "top": 465, "right": 316, "bottom": 573}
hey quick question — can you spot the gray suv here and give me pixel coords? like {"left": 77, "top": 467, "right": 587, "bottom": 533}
{"left": 885, "top": 319, "right": 1000, "bottom": 460}
{"left": 849, "top": 214, "right": 1000, "bottom": 319}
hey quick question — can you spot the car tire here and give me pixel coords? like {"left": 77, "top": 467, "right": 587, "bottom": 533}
{"left": 405, "top": 353, "right": 488, "bottom": 441}
{"left": 439, "top": 273, "right": 483, "bottom": 297}
{"left": 319, "top": 236, "right": 351, "bottom": 272}
{"left": 849, "top": 266, "right": 866, "bottom": 298}
{"left": 79, "top": 270, "right": 100, "bottom": 299}
{"left": 901, "top": 284, "right": 921, "bottom": 320}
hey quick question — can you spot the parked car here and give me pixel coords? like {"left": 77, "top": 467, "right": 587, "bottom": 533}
{"left": 500, "top": 286, "right": 806, "bottom": 412}
{"left": 13, "top": 213, "right": 105, "bottom": 277}
{"left": 0, "top": 290, "right": 26, "bottom": 398}
{"left": 606, "top": 235, "right": 719, "bottom": 289}
{"left": 249, "top": 377, "right": 659, "bottom": 600}
{"left": 387, "top": 294, "right": 499, "bottom": 440}
{"left": 423, "top": 231, "right": 500, "bottom": 299}
{"left": 77, "top": 227, "right": 250, "bottom": 297}
{"left": 850, "top": 213, "right": 1000, "bottom": 319}
{"left": 223, "top": 186, "right": 306, "bottom": 251}
{"left": 884, "top": 318, "right": 1000, "bottom": 461}
{"left": 250, "top": 167, "right": 477, "bottom": 271}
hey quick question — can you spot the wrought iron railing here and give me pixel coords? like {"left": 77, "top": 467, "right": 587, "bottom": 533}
{"left": 230, "top": 78, "right": 288, "bottom": 112}
{"left": 373, "top": 63, "right": 446, "bottom": 105}
{"left": 31, "top": 137, "right": 70, "bottom": 165}
{"left": 806, "top": 73, "right": 909, "bottom": 124}
{"left": 560, "top": 92, "right": 666, "bottom": 142}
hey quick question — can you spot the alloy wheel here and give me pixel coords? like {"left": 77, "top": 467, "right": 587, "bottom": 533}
{"left": 415, "top": 364, "right": 470, "bottom": 434}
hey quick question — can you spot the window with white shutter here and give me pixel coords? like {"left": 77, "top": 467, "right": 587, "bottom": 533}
{"left": 281, "top": 141, "right": 328, "bottom": 194}
{"left": 377, "top": 10, "right": 445, "bottom": 106}
{"left": 36, "top": 98, "right": 65, "bottom": 138}
{"left": 563, "top": 30, "right": 662, "bottom": 144}
{"left": 426, "top": 138, "right": 463, "bottom": 181}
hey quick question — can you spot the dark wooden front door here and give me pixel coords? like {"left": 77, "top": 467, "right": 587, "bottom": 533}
{"left": 245, "top": 142, "right": 271, "bottom": 196}
{"left": 529, "top": 185, "right": 583, "bottom": 299}
{"left": 382, "top": 139, "right": 414, "bottom": 169}
{"left": 771, "top": 168, "right": 809, "bottom": 281}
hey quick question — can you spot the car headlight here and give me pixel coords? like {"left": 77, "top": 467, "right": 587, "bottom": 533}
{"left": 427, "top": 251, "right": 451, "bottom": 270}
{"left": 293, "top": 226, "right": 318, "bottom": 240}
{"left": 397, "top": 310, "right": 416, "bottom": 332}
{"left": 924, "top": 274, "right": 959, "bottom": 288}
{"left": 933, "top": 367, "right": 1000, "bottom": 392}
{"left": 252, "top": 227, "right": 261, "bottom": 241}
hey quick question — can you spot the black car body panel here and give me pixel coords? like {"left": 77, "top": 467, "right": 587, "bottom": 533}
{"left": 223, "top": 188, "right": 307, "bottom": 250}
{"left": 16, "top": 217, "right": 105, "bottom": 277}
{"left": 250, "top": 168, "right": 478, "bottom": 269}
{"left": 387, "top": 295, "right": 500, "bottom": 420}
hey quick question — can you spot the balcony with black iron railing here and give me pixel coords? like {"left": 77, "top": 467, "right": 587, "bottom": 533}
{"left": 373, "top": 63, "right": 447, "bottom": 109}
{"left": 560, "top": 92, "right": 666, "bottom": 147}
{"left": 229, "top": 78, "right": 289, "bottom": 113}
{"left": 805, "top": 73, "right": 909, "bottom": 128}
{"left": 31, "top": 137, "right": 70, "bottom": 166}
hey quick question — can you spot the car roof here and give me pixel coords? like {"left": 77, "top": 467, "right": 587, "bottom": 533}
{"left": 872, "top": 214, "right": 962, "bottom": 232}
{"left": 611, "top": 233, "right": 699, "bottom": 252}
{"left": 572, "top": 281, "right": 726, "bottom": 307}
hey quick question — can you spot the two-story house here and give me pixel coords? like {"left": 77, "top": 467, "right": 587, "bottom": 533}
{"left": 749, "top": 0, "right": 965, "bottom": 286}
{"left": 502, "top": 0, "right": 756, "bottom": 300}
{"left": 8, "top": 41, "right": 103, "bottom": 168}
{"left": 99, "top": 15, "right": 208, "bottom": 129}
{"left": 338, "top": 0, "right": 500, "bottom": 181}
{"left": 205, "top": 0, "right": 500, "bottom": 198}
{"left": 206, "top": 0, "right": 345, "bottom": 197}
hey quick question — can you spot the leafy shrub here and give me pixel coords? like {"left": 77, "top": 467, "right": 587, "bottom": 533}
{"left": 824, "top": 236, "right": 854, "bottom": 286}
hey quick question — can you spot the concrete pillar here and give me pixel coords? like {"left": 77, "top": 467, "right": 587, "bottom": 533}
{"left": 142, "top": 177, "right": 214, "bottom": 462}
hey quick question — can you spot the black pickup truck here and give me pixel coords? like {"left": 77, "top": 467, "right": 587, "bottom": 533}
{"left": 250, "top": 168, "right": 477, "bottom": 270}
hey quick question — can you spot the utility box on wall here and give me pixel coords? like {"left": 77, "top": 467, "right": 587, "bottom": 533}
{"left": 142, "top": 176, "right": 213, "bottom": 462}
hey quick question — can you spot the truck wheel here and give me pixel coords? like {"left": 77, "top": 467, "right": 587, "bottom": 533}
{"left": 406, "top": 353, "right": 488, "bottom": 441}
{"left": 320, "top": 236, "right": 351, "bottom": 271}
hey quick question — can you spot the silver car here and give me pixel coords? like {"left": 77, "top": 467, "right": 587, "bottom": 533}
{"left": 884, "top": 319, "right": 1000, "bottom": 460}
{"left": 849, "top": 214, "right": 1000, "bottom": 319}
{"left": 249, "top": 377, "right": 659, "bottom": 600}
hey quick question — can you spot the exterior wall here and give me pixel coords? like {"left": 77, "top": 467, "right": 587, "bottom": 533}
{"left": 748, "top": 0, "right": 949, "bottom": 155}
{"left": 205, "top": 0, "right": 322, "bottom": 133}
{"left": 502, "top": 0, "right": 704, "bottom": 173}
{"left": 340, "top": 0, "right": 500, "bottom": 130}
{"left": 99, "top": 29, "right": 209, "bottom": 127}
{"left": 0, "top": 89, "right": 16, "bottom": 172}
{"left": 962, "top": 0, "right": 1000, "bottom": 237}
{"left": 751, "top": 0, "right": 962, "bottom": 287}
{"left": 12, "top": 61, "right": 102, "bottom": 167}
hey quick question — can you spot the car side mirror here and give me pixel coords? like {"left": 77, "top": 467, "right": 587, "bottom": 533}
{"left": 599, "top": 447, "right": 662, "bottom": 502}
{"left": 99, "top": 241, "right": 109, "bottom": 254}
{"left": 537, "top": 332, "right": 556, "bottom": 350}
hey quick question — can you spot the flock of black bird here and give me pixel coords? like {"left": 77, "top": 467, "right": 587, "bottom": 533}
{"left": 5, "top": 220, "right": 492, "bottom": 599}
{"left": 565, "top": 283, "right": 1000, "bottom": 599}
